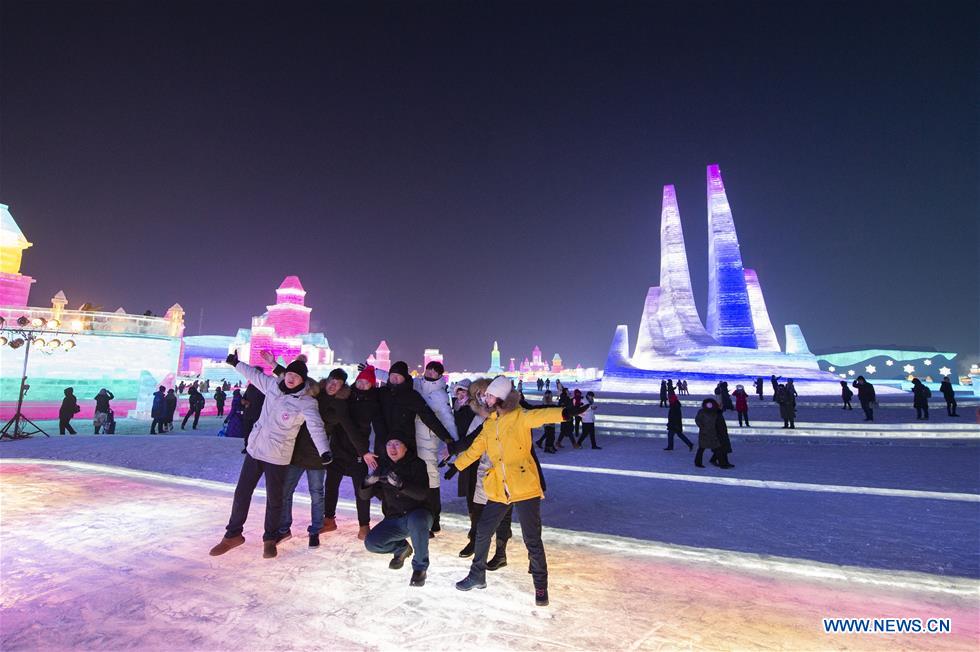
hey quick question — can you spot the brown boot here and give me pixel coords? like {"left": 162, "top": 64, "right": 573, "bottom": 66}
{"left": 358, "top": 525, "right": 370, "bottom": 541}
{"left": 209, "top": 535, "right": 245, "bottom": 556}
{"left": 262, "top": 540, "right": 277, "bottom": 558}
{"left": 319, "top": 518, "right": 338, "bottom": 533}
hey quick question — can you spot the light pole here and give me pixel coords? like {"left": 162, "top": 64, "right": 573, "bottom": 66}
{"left": 0, "top": 315, "right": 78, "bottom": 440}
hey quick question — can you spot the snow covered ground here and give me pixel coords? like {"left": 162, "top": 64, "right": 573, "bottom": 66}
{"left": 1, "top": 406, "right": 978, "bottom": 650}
{"left": 2, "top": 458, "right": 977, "bottom": 651}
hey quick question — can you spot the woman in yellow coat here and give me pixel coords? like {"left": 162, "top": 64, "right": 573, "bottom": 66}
{"left": 451, "top": 375, "right": 586, "bottom": 606}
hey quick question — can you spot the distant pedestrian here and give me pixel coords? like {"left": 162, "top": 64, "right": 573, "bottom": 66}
{"left": 93, "top": 388, "right": 114, "bottom": 434}
{"left": 536, "top": 378, "right": 544, "bottom": 392}
{"left": 224, "top": 389, "right": 244, "bottom": 438}
{"left": 59, "top": 387, "right": 79, "bottom": 435}
{"left": 659, "top": 380, "right": 668, "bottom": 408}
{"left": 545, "top": 378, "right": 550, "bottom": 392}
{"left": 572, "top": 389, "right": 584, "bottom": 443}
{"left": 242, "top": 382, "right": 266, "bottom": 443}
{"left": 214, "top": 387, "right": 227, "bottom": 417}
{"left": 911, "top": 378, "right": 931, "bottom": 420}
{"left": 680, "top": 379, "right": 689, "bottom": 396}
{"left": 182, "top": 386, "right": 205, "bottom": 429}
{"left": 786, "top": 379, "right": 798, "bottom": 398}
{"left": 534, "top": 391, "right": 557, "bottom": 453}
{"left": 555, "top": 388, "right": 574, "bottom": 448}
{"left": 150, "top": 385, "right": 167, "bottom": 433}
{"left": 663, "top": 394, "right": 692, "bottom": 451}
{"left": 775, "top": 383, "right": 796, "bottom": 429}
{"left": 694, "top": 398, "right": 733, "bottom": 469}
{"left": 754, "top": 377, "right": 764, "bottom": 400}
{"left": 714, "top": 381, "right": 733, "bottom": 412}
{"left": 733, "top": 384, "right": 750, "bottom": 427}
{"left": 940, "top": 376, "right": 958, "bottom": 417}
{"left": 840, "top": 381, "right": 853, "bottom": 410}
{"left": 177, "top": 381, "right": 186, "bottom": 395}
{"left": 770, "top": 374, "right": 779, "bottom": 400}
{"left": 164, "top": 389, "right": 178, "bottom": 431}
{"left": 517, "top": 380, "right": 524, "bottom": 394}
{"left": 853, "top": 376, "right": 876, "bottom": 421}
{"left": 576, "top": 392, "right": 600, "bottom": 449}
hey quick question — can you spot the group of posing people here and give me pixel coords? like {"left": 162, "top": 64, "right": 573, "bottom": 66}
{"left": 207, "top": 352, "right": 588, "bottom": 607}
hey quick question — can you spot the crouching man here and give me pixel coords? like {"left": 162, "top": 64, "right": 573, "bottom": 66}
{"left": 359, "top": 433, "right": 432, "bottom": 587}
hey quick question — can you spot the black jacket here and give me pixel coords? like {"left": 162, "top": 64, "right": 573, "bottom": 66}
{"left": 187, "top": 389, "right": 205, "bottom": 411}
{"left": 853, "top": 380, "right": 876, "bottom": 403}
{"left": 319, "top": 385, "right": 367, "bottom": 464}
{"left": 349, "top": 385, "right": 389, "bottom": 455}
{"left": 242, "top": 384, "right": 265, "bottom": 425}
{"left": 940, "top": 380, "right": 955, "bottom": 400}
{"left": 165, "top": 392, "right": 178, "bottom": 417}
{"left": 378, "top": 382, "right": 453, "bottom": 447}
{"left": 667, "top": 401, "right": 683, "bottom": 433}
{"left": 59, "top": 393, "right": 79, "bottom": 419}
{"left": 94, "top": 391, "right": 114, "bottom": 413}
{"left": 357, "top": 452, "right": 430, "bottom": 518}
{"left": 214, "top": 389, "right": 226, "bottom": 405}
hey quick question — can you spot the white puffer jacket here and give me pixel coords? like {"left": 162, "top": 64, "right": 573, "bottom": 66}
{"left": 236, "top": 362, "right": 329, "bottom": 466}
{"left": 413, "top": 375, "right": 459, "bottom": 488}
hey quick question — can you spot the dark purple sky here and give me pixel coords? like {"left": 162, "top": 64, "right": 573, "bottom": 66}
{"left": 2, "top": 1, "right": 977, "bottom": 371}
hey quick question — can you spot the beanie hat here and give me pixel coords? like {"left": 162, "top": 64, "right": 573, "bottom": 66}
{"left": 455, "top": 379, "right": 472, "bottom": 392}
{"left": 355, "top": 365, "right": 377, "bottom": 387}
{"left": 425, "top": 360, "right": 445, "bottom": 376}
{"left": 284, "top": 356, "right": 309, "bottom": 382}
{"left": 389, "top": 360, "right": 410, "bottom": 379}
{"left": 486, "top": 375, "right": 513, "bottom": 401}
{"left": 327, "top": 368, "right": 348, "bottom": 383}
{"left": 385, "top": 429, "right": 416, "bottom": 452}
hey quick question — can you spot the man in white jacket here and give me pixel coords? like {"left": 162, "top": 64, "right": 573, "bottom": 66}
{"left": 210, "top": 350, "right": 331, "bottom": 559}
{"left": 413, "top": 361, "right": 458, "bottom": 535}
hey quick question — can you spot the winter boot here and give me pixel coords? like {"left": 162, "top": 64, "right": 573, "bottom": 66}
{"left": 276, "top": 530, "right": 292, "bottom": 544}
{"left": 455, "top": 575, "right": 487, "bottom": 591}
{"left": 535, "top": 587, "right": 550, "bottom": 606}
{"left": 486, "top": 540, "right": 508, "bottom": 571}
{"left": 308, "top": 532, "right": 320, "bottom": 548}
{"left": 389, "top": 542, "right": 413, "bottom": 569}
{"left": 410, "top": 570, "right": 427, "bottom": 587}
{"left": 358, "top": 525, "right": 370, "bottom": 541}
{"left": 459, "top": 539, "right": 475, "bottom": 558}
{"left": 320, "top": 517, "right": 337, "bottom": 534}
{"left": 209, "top": 535, "right": 245, "bottom": 556}
{"left": 262, "top": 541, "right": 277, "bottom": 559}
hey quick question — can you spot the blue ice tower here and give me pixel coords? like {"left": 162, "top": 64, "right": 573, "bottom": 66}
{"left": 706, "top": 164, "right": 758, "bottom": 349}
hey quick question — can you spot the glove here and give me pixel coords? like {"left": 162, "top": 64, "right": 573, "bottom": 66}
{"left": 437, "top": 454, "right": 455, "bottom": 469}
{"left": 364, "top": 472, "right": 382, "bottom": 486}
{"left": 357, "top": 363, "right": 366, "bottom": 372}
{"left": 226, "top": 352, "right": 239, "bottom": 367}
{"left": 384, "top": 471, "right": 403, "bottom": 488}
{"left": 445, "top": 439, "right": 458, "bottom": 456}
{"left": 320, "top": 451, "right": 333, "bottom": 466}
{"left": 443, "top": 465, "right": 458, "bottom": 480}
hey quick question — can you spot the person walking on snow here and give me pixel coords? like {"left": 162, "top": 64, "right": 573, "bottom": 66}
{"left": 164, "top": 388, "right": 178, "bottom": 431}
{"left": 940, "top": 376, "right": 959, "bottom": 417}
{"left": 182, "top": 386, "right": 205, "bottom": 430}
{"left": 59, "top": 387, "right": 79, "bottom": 435}
{"left": 93, "top": 388, "right": 114, "bottom": 434}
{"left": 360, "top": 433, "right": 433, "bottom": 587}
{"left": 664, "top": 394, "right": 693, "bottom": 451}
{"left": 853, "top": 375, "right": 876, "bottom": 421}
{"left": 534, "top": 390, "right": 558, "bottom": 453}
{"left": 214, "top": 387, "right": 227, "bottom": 417}
{"left": 555, "top": 387, "right": 575, "bottom": 448}
{"left": 840, "top": 380, "right": 854, "bottom": 410}
{"left": 575, "top": 391, "right": 600, "bottom": 449}
{"left": 694, "top": 398, "right": 734, "bottom": 469}
{"left": 754, "top": 377, "right": 764, "bottom": 400}
{"left": 449, "top": 375, "right": 588, "bottom": 607}
{"left": 911, "top": 377, "right": 931, "bottom": 420}
{"left": 150, "top": 385, "right": 167, "bottom": 434}
{"left": 732, "top": 384, "right": 750, "bottom": 427}
{"left": 659, "top": 380, "right": 668, "bottom": 408}
{"left": 209, "top": 351, "right": 332, "bottom": 559}
{"left": 775, "top": 383, "right": 796, "bottom": 429}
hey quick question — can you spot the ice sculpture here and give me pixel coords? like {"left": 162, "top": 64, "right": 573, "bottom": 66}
{"left": 706, "top": 165, "right": 757, "bottom": 348}
{"left": 601, "top": 165, "right": 843, "bottom": 394}
{"left": 743, "top": 269, "right": 780, "bottom": 352}
{"left": 0, "top": 204, "right": 36, "bottom": 307}
{"left": 488, "top": 341, "right": 503, "bottom": 373}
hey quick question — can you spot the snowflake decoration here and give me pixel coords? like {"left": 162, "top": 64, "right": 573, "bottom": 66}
{"left": 838, "top": 373, "right": 847, "bottom": 379}
{"left": 885, "top": 360, "right": 894, "bottom": 366}
{"left": 903, "top": 364, "right": 915, "bottom": 374}
{"left": 847, "top": 369, "right": 855, "bottom": 376}
{"left": 865, "top": 365, "right": 876, "bottom": 374}
{"left": 923, "top": 359, "right": 932, "bottom": 366}
{"left": 939, "top": 366, "right": 951, "bottom": 376}
{"left": 828, "top": 366, "right": 836, "bottom": 372}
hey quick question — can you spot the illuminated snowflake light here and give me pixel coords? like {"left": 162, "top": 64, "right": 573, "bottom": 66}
{"left": 847, "top": 370, "right": 855, "bottom": 376}
{"left": 828, "top": 366, "right": 836, "bottom": 372}
{"left": 885, "top": 360, "right": 894, "bottom": 366}
{"left": 923, "top": 359, "right": 932, "bottom": 366}
{"left": 939, "top": 366, "right": 951, "bottom": 376}
{"left": 865, "top": 365, "right": 876, "bottom": 374}
{"left": 903, "top": 364, "right": 915, "bottom": 374}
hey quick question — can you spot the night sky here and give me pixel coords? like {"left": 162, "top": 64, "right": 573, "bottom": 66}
{"left": 2, "top": 1, "right": 977, "bottom": 371}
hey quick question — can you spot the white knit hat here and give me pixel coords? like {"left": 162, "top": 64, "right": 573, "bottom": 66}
{"left": 486, "top": 375, "right": 513, "bottom": 401}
